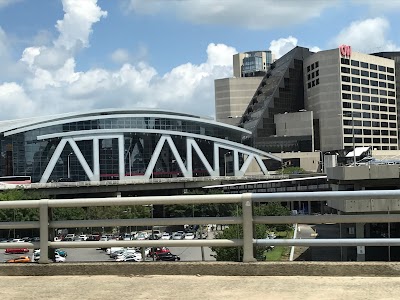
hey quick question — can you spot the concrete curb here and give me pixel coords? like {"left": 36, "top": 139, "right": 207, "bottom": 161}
{"left": 2, "top": 261, "right": 400, "bottom": 277}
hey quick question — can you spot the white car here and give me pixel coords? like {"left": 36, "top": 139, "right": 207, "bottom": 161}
{"left": 161, "top": 233, "right": 171, "bottom": 240}
{"left": 115, "top": 252, "right": 142, "bottom": 262}
{"left": 136, "top": 232, "right": 148, "bottom": 240}
{"left": 172, "top": 232, "right": 184, "bottom": 240}
{"left": 55, "top": 254, "right": 66, "bottom": 263}
{"left": 184, "top": 232, "right": 195, "bottom": 240}
{"left": 79, "top": 235, "right": 88, "bottom": 241}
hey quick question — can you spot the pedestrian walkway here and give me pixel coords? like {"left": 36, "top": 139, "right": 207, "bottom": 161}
{"left": 2, "top": 275, "right": 400, "bottom": 300}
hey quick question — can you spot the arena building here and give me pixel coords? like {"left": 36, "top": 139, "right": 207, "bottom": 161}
{"left": 0, "top": 109, "right": 280, "bottom": 183}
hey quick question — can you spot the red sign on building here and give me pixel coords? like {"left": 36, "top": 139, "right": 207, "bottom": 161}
{"left": 339, "top": 45, "right": 351, "bottom": 58}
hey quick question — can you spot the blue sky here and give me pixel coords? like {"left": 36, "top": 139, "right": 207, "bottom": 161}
{"left": 0, "top": 0, "right": 400, "bottom": 121}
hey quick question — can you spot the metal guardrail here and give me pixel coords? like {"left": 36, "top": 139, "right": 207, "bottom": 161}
{"left": 1, "top": 190, "right": 400, "bottom": 263}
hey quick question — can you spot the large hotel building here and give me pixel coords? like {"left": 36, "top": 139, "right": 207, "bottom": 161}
{"left": 216, "top": 46, "right": 399, "bottom": 163}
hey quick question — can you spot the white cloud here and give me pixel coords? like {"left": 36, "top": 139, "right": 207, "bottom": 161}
{"left": 0, "top": 0, "right": 237, "bottom": 121}
{"left": 269, "top": 36, "right": 321, "bottom": 59}
{"left": 111, "top": 48, "right": 131, "bottom": 64}
{"left": 125, "top": 0, "right": 339, "bottom": 30}
{"left": 332, "top": 17, "right": 400, "bottom": 53}
{"left": 0, "top": 0, "right": 20, "bottom": 9}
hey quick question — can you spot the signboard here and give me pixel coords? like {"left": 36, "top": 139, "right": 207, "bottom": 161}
{"left": 357, "top": 246, "right": 365, "bottom": 255}
{"left": 339, "top": 44, "right": 351, "bottom": 58}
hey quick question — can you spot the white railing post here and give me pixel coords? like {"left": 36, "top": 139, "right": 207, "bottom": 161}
{"left": 242, "top": 193, "right": 256, "bottom": 262}
{"left": 39, "top": 199, "right": 50, "bottom": 264}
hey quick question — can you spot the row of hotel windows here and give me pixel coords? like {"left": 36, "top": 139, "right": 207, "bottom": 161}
{"left": 342, "top": 110, "right": 396, "bottom": 119}
{"left": 341, "top": 58, "right": 395, "bottom": 73}
{"left": 342, "top": 87, "right": 395, "bottom": 97}
{"left": 306, "top": 61, "right": 319, "bottom": 73}
{"left": 342, "top": 84, "right": 396, "bottom": 95}
{"left": 343, "top": 137, "right": 397, "bottom": 148}
{"left": 342, "top": 101, "right": 397, "bottom": 113}
{"left": 343, "top": 128, "right": 397, "bottom": 136}
{"left": 341, "top": 68, "right": 395, "bottom": 81}
{"left": 341, "top": 117, "right": 397, "bottom": 128}
{"left": 307, "top": 79, "right": 320, "bottom": 88}
{"left": 342, "top": 93, "right": 396, "bottom": 104}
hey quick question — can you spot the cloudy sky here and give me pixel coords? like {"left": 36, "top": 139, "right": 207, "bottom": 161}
{"left": 0, "top": 0, "right": 399, "bottom": 121}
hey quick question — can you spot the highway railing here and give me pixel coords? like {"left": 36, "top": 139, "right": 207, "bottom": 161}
{"left": 1, "top": 190, "right": 400, "bottom": 263}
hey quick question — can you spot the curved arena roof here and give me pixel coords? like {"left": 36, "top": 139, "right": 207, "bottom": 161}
{"left": 0, "top": 108, "right": 251, "bottom": 137}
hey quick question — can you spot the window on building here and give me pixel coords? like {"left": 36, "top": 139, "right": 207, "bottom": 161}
{"left": 389, "top": 107, "right": 396, "bottom": 112}
{"left": 316, "top": 70, "right": 319, "bottom": 76}
{"left": 362, "top": 104, "right": 370, "bottom": 110}
{"left": 307, "top": 74, "right": 311, "bottom": 80}
{"left": 342, "top": 93, "right": 351, "bottom": 100}
{"left": 342, "top": 102, "right": 351, "bottom": 108}
{"left": 379, "top": 73, "right": 386, "bottom": 80}
{"left": 381, "top": 130, "right": 388, "bottom": 135}
{"left": 311, "top": 63, "right": 315, "bottom": 70}
{"left": 371, "top": 97, "right": 379, "bottom": 103}
{"left": 341, "top": 58, "right": 350, "bottom": 65}
{"left": 379, "top": 65, "right": 386, "bottom": 72}
{"left": 371, "top": 105, "right": 379, "bottom": 111}
{"left": 363, "top": 129, "right": 371, "bottom": 135}
{"left": 388, "top": 91, "right": 396, "bottom": 97}
{"left": 380, "top": 90, "right": 387, "bottom": 96}
{"left": 360, "top": 62, "right": 369, "bottom": 68}
{"left": 342, "top": 84, "right": 351, "bottom": 91}
{"left": 380, "top": 106, "right": 388, "bottom": 112}
{"left": 315, "top": 61, "right": 319, "bottom": 68}
{"left": 361, "top": 70, "right": 369, "bottom": 77}
{"left": 316, "top": 78, "right": 320, "bottom": 85}
{"left": 362, "top": 87, "right": 370, "bottom": 93}
{"left": 373, "top": 138, "right": 381, "bottom": 143}
{"left": 390, "top": 139, "right": 397, "bottom": 144}
{"left": 308, "top": 82, "right": 311, "bottom": 89}
{"left": 390, "top": 131, "right": 397, "bottom": 136}
{"left": 388, "top": 83, "right": 395, "bottom": 89}
{"left": 381, "top": 122, "right": 388, "bottom": 127}
{"left": 307, "top": 65, "right": 311, "bottom": 72}
{"left": 341, "top": 66, "right": 350, "bottom": 73}
{"left": 388, "top": 75, "right": 395, "bottom": 81}
{"left": 362, "top": 95, "right": 370, "bottom": 102}
{"left": 382, "top": 138, "right": 389, "bottom": 143}
{"left": 371, "top": 80, "right": 378, "bottom": 86}
{"left": 351, "top": 60, "right": 359, "bottom": 67}
{"left": 381, "top": 114, "right": 388, "bottom": 120}
{"left": 370, "top": 64, "right": 377, "bottom": 70}
{"left": 372, "top": 121, "right": 380, "bottom": 127}
{"left": 344, "top": 137, "right": 353, "bottom": 143}
{"left": 351, "top": 69, "right": 360, "bottom": 75}
{"left": 390, "top": 123, "right": 397, "bottom": 128}
{"left": 370, "top": 72, "right": 378, "bottom": 78}
{"left": 352, "top": 94, "right": 361, "bottom": 100}
{"left": 361, "top": 79, "right": 369, "bottom": 85}
{"left": 363, "top": 121, "right": 371, "bottom": 126}
{"left": 371, "top": 89, "right": 378, "bottom": 95}
{"left": 352, "top": 77, "right": 360, "bottom": 84}
{"left": 379, "top": 82, "right": 387, "bottom": 88}
{"left": 389, "top": 115, "right": 396, "bottom": 120}
{"left": 342, "top": 75, "right": 350, "bottom": 82}
{"left": 353, "top": 103, "right": 361, "bottom": 109}
{"left": 372, "top": 113, "right": 379, "bottom": 119}
{"left": 364, "top": 138, "right": 372, "bottom": 143}
{"left": 387, "top": 67, "right": 394, "bottom": 73}
{"left": 312, "top": 72, "right": 315, "bottom": 78}
{"left": 352, "top": 86, "right": 360, "bottom": 92}
{"left": 380, "top": 98, "right": 387, "bottom": 104}
{"left": 363, "top": 112, "right": 371, "bottom": 118}
{"left": 388, "top": 99, "right": 395, "bottom": 105}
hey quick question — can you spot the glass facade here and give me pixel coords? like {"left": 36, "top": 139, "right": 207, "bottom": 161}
{"left": 0, "top": 113, "right": 246, "bottom": 182}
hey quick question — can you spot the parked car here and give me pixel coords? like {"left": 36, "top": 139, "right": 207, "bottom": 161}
{"left": 152, "top": 230, "right": 162, "bottom": 239}
{"left": 184, "top": 232, "right": 195, "bottom": 240}
{"left": 172, "top": 232, "right": 184, "bottom": 240}
{"left": 5, "top": 248, "right": 29, "bottom": 254}
{"left": 148, "top": 247, "right": 170, "bottom": 257}
{"left": 79, "top": 235, "right": 88, "bottom": 241}
{"left": 54, "top": 254, "right": 66, "bottom": 263}
{"left": 6, "top": 256, "right": 31, "bottom": 263}
{"left": 156, "top": 252, "right": 180, "bottom": 261}
{"left": 136, "top": 232, "right": 148, "bottom": 240}
{"left": 87, "top": 235, "right": 100, "bottom": 241}
{"left": 55, "top": 249, "right": 67, "bottom": 257}
{"left": 161, "top": 232, "right": 172, "bottom": 240}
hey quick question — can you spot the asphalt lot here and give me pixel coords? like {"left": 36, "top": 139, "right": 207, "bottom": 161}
{"left": 0, "top": 245, "right": 216, "bottom": 263}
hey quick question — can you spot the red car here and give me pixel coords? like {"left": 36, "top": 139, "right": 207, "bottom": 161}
{"left": 5, "top": 248, "right": 29, "bottom": 254}
{"left": 148, "top": 247, "right": 170, "bottom": 257}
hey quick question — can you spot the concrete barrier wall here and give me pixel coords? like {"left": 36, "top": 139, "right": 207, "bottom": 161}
{"left": 2, "top": 262, "right": 400, "bottom": 277}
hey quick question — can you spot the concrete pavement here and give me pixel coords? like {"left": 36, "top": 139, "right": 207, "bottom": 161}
{"left": 2, "top": 275, "right": 400, "bottom": 300}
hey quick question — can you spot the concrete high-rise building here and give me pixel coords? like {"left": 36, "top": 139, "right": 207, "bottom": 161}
{"left": 215, "top": 50, "right": 274, "bottom": 126}
{"left": 233, "top": 51, "right": 273, "bottom": 78}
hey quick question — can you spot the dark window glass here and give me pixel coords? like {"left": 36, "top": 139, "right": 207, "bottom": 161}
{"left": 390, "top": 139, "right": 397, "bottom": 144}
{"left": 342, "top": 75, "right": 350, "bottom": 82}
{"left": 372, "top": 121, "right": 380, "bottom": 127}
{"left": 363, "top": 121, "right": 371, "bottom": 126}
{"left": 362, "top": 87, "right": 370, "bottom": 93}
{"left": 380, "top": 98, "right": 387, "bottom": 104}
{"left": 311, "top": 63, "right": 315, "bottom": 70}
{"left": 361, "top": 79, "right": 369, "bottom": 85}
{"left": 388, "top": 91, "right": 395, "bottom": 97}
{"left": 388, "top": 99, "right": 395, "bottom": 104}
{"left": 361, "top": 70, "right": 369, "bottom": 77}
{"left": 341, "top": 58, "right": 350, "bottom": 65}
{"left": 342, "top": 93, "right": 351, "bottom": 100}
{"left": 362, "top": 104, "right": 370, "bottom": 110}
{"left": 352, "top": 77, "right": 360, "bottom": 84}
{"left": 371, "top": 88, "right": 378, "bottom": 95}
{"left": 364, "top": 138, "right": 372, "bottom": 143}
{"left": 373, "top": 129, "right": 380, "bottom": 135}
{"left": 316, "top": 78, "right": 320, "bottom": 85}
{"left": 370, "top": 72, "right": 378, "bottom": 78}
{"left": 363, "top": 112, "right": 370, "bottom": 118}
{"left": 352, "top": 85, "right": 360, "bottom": 92}
{"left": 389, "top": 115, "right": 396, "bottom": 120}
{"left": 372, "top": 113, "right": 379, "bottom": 119}
{"left": 351, "top": 68, "right": 360, "bottom": 75}
{"left": 351, "top": 60, "right": 359, "bottom": 67}
{"left": 373, "top": 138, "right": 381, "bottom": 143}
{"left": 371, "top": 97, "right": 379, "bottom": 103}
{"left": 307, "top": 74, "right": 311, "bottom": 80}
{"left": 342, "top": 84, "right": 351, "bottom": 91}
{"left": 371, "top": 105, "right": 379, "bottom": 111}
{"left": 371, "top": 80, "right": 378, "bottom": 86}
{"left": 312, "top": 72, "right": 315, "bottom": 78}
{"left": 307, "top": 82, "right": 311, "bottom": 89}
{"left": 315, "top": 61, "right": 319, "bottom": 68}
{"left": 388, "top": 75, "right": 395, "bottom": 81}
{"left": 381, "top": 130, "right": 388, "bottom": 135}
{"left": 344, "top": 137, "right": 352, "bottom": 143}
{"left": 364, "top": 129, "right": 371, "bottom": 135}
{"left": 380, "top": 106, "right": 388, "bottom": 111}
{"left": 353, "top": 103, "right": 361, "bottom": 109}
{"left": 387, "top": 67, "right": 394, "bottom": 73}
{"left": 381, "top": 114, "right": 388, "bottom": 120}
{"left": 379, "top": 82, "right": 387, "bottom": 88}
{"left": 382, "top": 138, "right": 389, "bottom": 143}
{"left": 381, "top": 122, "right": 388, "bottom": 127}
{"left": 388, "top": 83, "right": 395, "bottom": 89}
{"left": 370, "top": 64, "right": 377, "bottom": 70}
{"left": 379, "top": 65, "right": 386, "bottom": 72}
{"left": 342, "top": 102, "right": 351, "bottom": 108}
{"left": 362, "top": 95, "right": 370, "bottom": 102}
{"left": 344, "top": 128, "right": 352, "bottom": 134}
{"left": 389, "top": 107, "right": 396, "bottom": 112}
{"left": 316, "top": 70, "right": 319, "bottom": 76}
{"left": 341, "top": 66, "right": 350, "bottom": 73}
{"left": 379, "top": 73, "right": 386, "bottom": 80}
{"left": 390, "top": 131, "right": 397, "bottom": 136}
{"left": 380, "top": 90, "right": 387, "bottom": 96}
{"left": 352, "top": 94, "right": 361, "bottom": 100}
{"left": 360, "top": 62, "right": 368, "bottom": 68}
{"left": 307, "top": 66, "right": 310, "bottom": 72}
{"left": 390, "top": 123, "right": 397, "bottom": 128}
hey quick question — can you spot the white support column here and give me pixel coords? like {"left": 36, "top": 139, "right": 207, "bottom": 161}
{"left": 233, "top": 150, "right": 239, "bottom": 175}
{"left": 144, "top": 136, "right": 166, "bottom": 179}
{"left": 237, "top": 153, "right": 254, "bottom": 177}
{"left": 118, "top": 135, "right": 125, "bottom": 181}
{"left": 165, "top": 136, "right": 190, "bottom": 177}
{"left": 187, "top": 138, "right": 218, "bottom": 176}
{"left": 213, "top": 144, "right": 220, "bottom": 175}
{"left": 254, "top": 155, "right": 269, "bottom": 175}
{"left": 40, "top": 139, "right": 68, "bottom": 183}
{"left": 68, "top": 139, "right": 94, "bottom": 180}
{"left": 186, "top": 138, "right": 193, "bottom": 176}
{"left": 92, "top": 138, "right": 100, "bottom": 181}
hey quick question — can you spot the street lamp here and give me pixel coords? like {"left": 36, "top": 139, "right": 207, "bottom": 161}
{"left": 224, "top": 151, "right": 231, "bottom": 176}
{"left": 340, "top": 112, "right": 356, "bottom": 166}
{"left": 67, "top": 152, "right": 73, "bottom": 178}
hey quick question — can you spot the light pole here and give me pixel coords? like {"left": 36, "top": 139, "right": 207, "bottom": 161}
{"left": 67, "top": 152, "right": 73, "bottom": 178}
{"left": 224, "top": 151, "right": 231, "bottom": 176}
